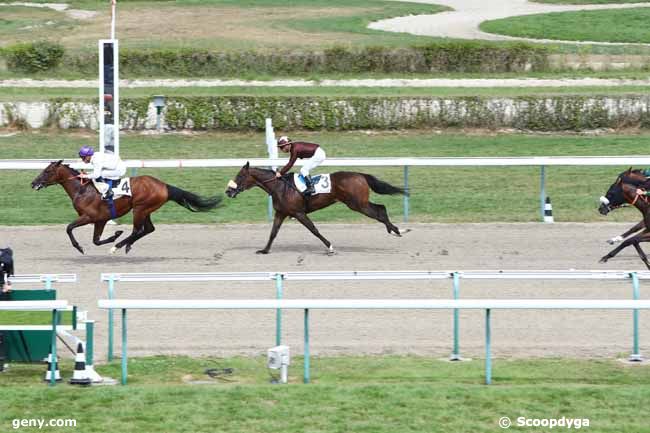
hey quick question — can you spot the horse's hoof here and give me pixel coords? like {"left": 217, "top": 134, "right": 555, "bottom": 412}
{"left": 110, "top": 246, "right": 118, "bottom": 255}
{"left": 74, "top": 245, "right": 84, "bottom": 255}
{"left": 125, "top": 245, "right": 132, "bottom": 254}
{"left": 327, "top": 245, "right": 335, "bottom": 255}
{"left": 599, "top": 257, "right": 609, "bottom": 263}
{"left": 607, "top": 235, "right": 623, "bottom": 245}
{"left": 256, "top": 249, "right": 269, "bottom": 255}
{"left": 115, "top": 230, "right": 124, "bottom": 239}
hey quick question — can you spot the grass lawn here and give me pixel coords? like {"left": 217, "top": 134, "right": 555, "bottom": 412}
{"left": 0, "top": 0, "right": 447, "bottom": 51}
{"left": 3, "top": 85, "right": 650, "bottom": 101}
{"left": 481, "top": 8, "right": 650, "bottom": 44}
{"left": 0, "top": 311, "right": 73, "bottom": 325}
{"left": 0, "top": 130, "right": 649, "bottom": 225}
{"left": 1, "top": 356, "right": 649, "bottom": 432}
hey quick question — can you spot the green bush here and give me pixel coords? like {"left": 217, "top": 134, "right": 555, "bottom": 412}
{"left": 58, "top": 42, "right": 549, "bottom": 77}
{"left": 4, "top": 41, "right": 65, "bottom": 73}
{"left": 37, "top": 94, "right": 650, "bottom": 132}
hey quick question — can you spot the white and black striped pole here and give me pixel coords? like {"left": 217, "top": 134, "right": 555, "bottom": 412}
{"left": 544, "top": 196, "right": 554, "bottom": 223}
{"left": 43, "top": 353, "right": 61, "bottom": 382}
{"left": 69, "top": 342, "right": 91, "bottom": 386}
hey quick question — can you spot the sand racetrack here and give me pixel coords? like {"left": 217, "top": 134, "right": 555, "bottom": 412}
{"left": 4, "top": 222, "right": 649, "bottom": 361}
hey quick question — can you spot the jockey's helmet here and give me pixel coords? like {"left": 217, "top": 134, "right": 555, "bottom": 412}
{"left": 79, "top": 146, "right": 95, "bottom": 158}
{"left": 277, "top": 136, "right": 291, "bottom": 147}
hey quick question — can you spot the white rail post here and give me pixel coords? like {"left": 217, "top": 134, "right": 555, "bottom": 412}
{"left": 265, "top": 118, "right": 277, "bottom": 222}
{"left": 540, "top": 165, "right": 546, "bottom": 222}
{"left": 630, "top": 272, "right": 643, "bottom": 361}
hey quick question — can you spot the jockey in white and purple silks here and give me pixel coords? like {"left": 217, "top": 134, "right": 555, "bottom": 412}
{"left": 78, "top": 146, "right": 127, "bottom": 200}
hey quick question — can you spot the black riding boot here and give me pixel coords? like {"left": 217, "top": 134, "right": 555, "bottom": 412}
{"left": 304, "top": 175, "right": 315, "bottom": 196}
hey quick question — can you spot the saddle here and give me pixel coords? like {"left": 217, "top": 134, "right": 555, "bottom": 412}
{"left": 92, "top": 178, "right": 132, "bottom": 198}
{"left": 292, "top": 173, "right": 332, "bottom": 195}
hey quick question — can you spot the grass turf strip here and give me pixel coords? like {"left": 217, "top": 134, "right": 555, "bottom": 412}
{"left": 481, "top": 8, "right": 650, "bottom": 44}
{"left": 1, "top": 130, "right": 649, "bottom": 224}
{"left": 3, "top": 85, "right": 650, "bottom": 101}
{"left": 1, "top": 357, "right": 649, "bottom": 433}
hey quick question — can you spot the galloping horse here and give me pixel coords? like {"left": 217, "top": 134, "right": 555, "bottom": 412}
{"left": 31, "top": 160, "right": 221, "bottom": 254}
{"left": 226, "top": 162, "right": 407, "bottom": 254}
{"left": 603, "top": 169, "right": 649, "bottom": 245}
{"left": 598, "top": 168, "right": 650, "bottom": 268}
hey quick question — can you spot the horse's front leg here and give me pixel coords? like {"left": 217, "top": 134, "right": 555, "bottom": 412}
{"left": 632, "top": 243, "right": 650, "bottom": 269}
{"left": 600, "top": 232, "right": 649, "bottom": 263}
{"left": 66, "top": 216, "right": 92, "bottom": 255}
{"left": 92, "top": 221, "right": 124, "bottom": 246}
{"left": 608, "top": 221, "right": 646, "bottom": 245}
{"left": 257, "top": 212, "right": 287, "bottom": 254}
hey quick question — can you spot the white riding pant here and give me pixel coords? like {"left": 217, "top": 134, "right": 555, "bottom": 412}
{"left": 100, "top": 165, "right": 127, "bottom": 180}
{"left": 299, "top": 147, "right": 326, "bottom": 177}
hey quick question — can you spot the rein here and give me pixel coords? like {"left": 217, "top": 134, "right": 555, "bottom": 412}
{"left": 631, "top": 192, "right": 648, "bottom": 206}
{"left": 69, "top": 174, "right": 89, "bottom": 186}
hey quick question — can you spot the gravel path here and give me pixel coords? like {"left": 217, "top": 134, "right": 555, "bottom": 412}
{"left": 370, "top": 0, "right": 650, "bottom": 45}
{"left": 4, "top": 222, "right": 649, "bottom": 361}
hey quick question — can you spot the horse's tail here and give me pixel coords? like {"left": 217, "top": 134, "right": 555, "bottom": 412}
{"left": 166, "top": 184, "right": 222, "bottom": 212}
{"left": 362, "top": 174, "right": 409, "bottom": 197}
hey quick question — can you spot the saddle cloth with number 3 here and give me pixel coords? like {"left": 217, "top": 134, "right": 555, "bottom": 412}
{"left": 293, "top": 173, "right": 332, "bottom": 194}
{"left": 92, "top": 178, "right": 133, "bottom": 198}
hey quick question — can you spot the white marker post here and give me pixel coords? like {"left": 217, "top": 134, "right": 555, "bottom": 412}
{"left": 265, "top": 119, "right": 277, "bottom": 221}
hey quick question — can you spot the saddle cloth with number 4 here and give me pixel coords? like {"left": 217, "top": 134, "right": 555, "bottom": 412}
{"left": 293, "top": 173, "right": 332, "bottom": 194}
{"left": 92, "top": 178, "right": 133, "bottom": 198}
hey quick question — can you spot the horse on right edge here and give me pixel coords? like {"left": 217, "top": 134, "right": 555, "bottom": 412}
{"left": 599, "top": 168, "right": 650, "bottom": 268}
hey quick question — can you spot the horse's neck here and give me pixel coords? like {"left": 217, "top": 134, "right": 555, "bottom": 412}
{"left": 251, "top": 169, "right": 278, "bottom": 195}
{"left": 58, "top": 169, "right": 85, "bottom": 199}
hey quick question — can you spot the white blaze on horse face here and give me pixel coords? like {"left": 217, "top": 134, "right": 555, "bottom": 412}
{"left": 227, "top": 180, "right": 238, "bottom": 189}
{"left": 599, "top": 196, "right": 610, "bottom": 205}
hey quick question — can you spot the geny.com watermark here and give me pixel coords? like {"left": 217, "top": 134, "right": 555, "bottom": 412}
{"left": 499, "top": 416, "right": 590, "bottom": 429}
{"left": 11, "top": 419, "right": 77, "bottom": 430}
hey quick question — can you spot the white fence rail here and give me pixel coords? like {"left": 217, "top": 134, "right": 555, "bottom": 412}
{"left": 4, "top": 156, "right": 649, "bottom": 221}
{"left": 100, "top": 270, "right": 649, "bottom": 363}
{"left": 4, "top": 156, "right": 650, "bottom": 170}
{"left": 99, "top": 297, "right": 650, "bottom": 385}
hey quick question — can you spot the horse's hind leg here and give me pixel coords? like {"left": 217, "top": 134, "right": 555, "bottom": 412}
{"left": 293, "top": 212, "right": 334, "bottom": 254}
{"left": 92, "top": 221, "right": 124, "bottom": 246}
{"left": 345, "top": 200, "right": 401, "bottom": 236}
{"left": 124, "top": 215, "right": 156, "bottom": 254}
{"left": 112, "top": 212, "right": 147, "bottom": 254}
{"left": 368, "top": 202, "right": 401, "bottom": 236}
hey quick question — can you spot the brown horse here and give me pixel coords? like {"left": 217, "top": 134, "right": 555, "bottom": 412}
{"left": 226, "top": 163, "right": 407, "bottom": 254}
{"left": 31, "top": 160, "right": 221, "bottom": 254}
{"left": 603, "top": 169, "right": 649, "bottom": 245}
{"left": 598, "top": 168, "right": 650, "bottom": 268}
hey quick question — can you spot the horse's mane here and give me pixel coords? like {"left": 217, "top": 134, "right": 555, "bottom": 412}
{"left": 64, "top": 164, "right": 80, "bottom": 176}
{"left": 619, "top": 169, "right": 650, "bottom": 187}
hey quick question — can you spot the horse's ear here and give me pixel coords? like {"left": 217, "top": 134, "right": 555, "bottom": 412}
{"left": 55, "top": 160, "right": 63, "bottom": 166}
{"left": 245, "top": 161, "right": 250, "bottom": 170}
{"left": 627, "top": 167, "right": 633, "bottom": 173}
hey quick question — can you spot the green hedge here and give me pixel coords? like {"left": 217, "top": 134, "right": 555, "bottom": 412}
{"left": 32, "top": 42, "right": 549, "bottom": 76}
{"left": 3, "top": 41, "right": 64, "bottom": 73}
{"left": 33, "top": 95, "right": 650, "bottom": 131}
